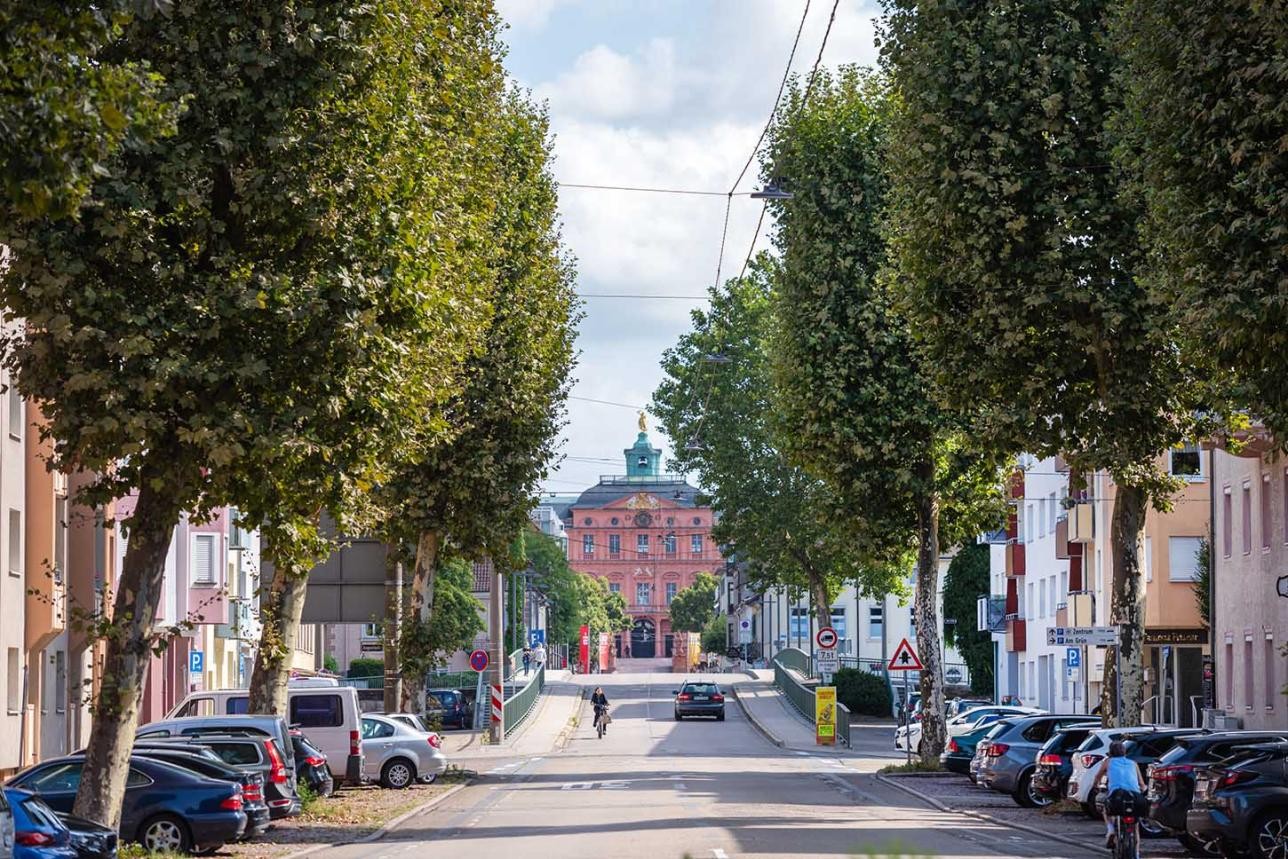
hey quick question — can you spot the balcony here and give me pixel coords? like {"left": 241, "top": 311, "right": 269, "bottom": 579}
{"left": 1005, "top": 615, "right": 1027, "bottom": 652}
{"left": 1068, "top": 502, "right": 1094, "bottom": 543}
{"left": 1005, "top": 541, "right": 1026, "bottom": 576}
{"left": 216, "top": 600, "right": 253, "bottom": 640}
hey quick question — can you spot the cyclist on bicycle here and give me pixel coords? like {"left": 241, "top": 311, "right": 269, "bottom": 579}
{"left": 591, "top": 686, "right": 610, "bottom": 735}
{"left": 1104, "top": 740, "right": 1145, "bottom": 850}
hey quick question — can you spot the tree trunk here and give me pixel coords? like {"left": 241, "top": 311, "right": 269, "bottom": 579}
{"left": 399, "top": 529, "right": 440, "bottom": 715}
{"left": 72, "top": 479, "right": 183, "bottom": 828}
{"left": 247, "top": 559, "right": 309, "bottom": 716}
{"left": 1104, "top": 482, "right": 1147, "bottom": 727}
{"left": 383, "top": 560, "right": 404, "bottom": 713}
{"left": 806, "top": 569, "right": 832, "bottom": 636}
{"left": 913, "top": 484, "right": 947, "bottom": 759}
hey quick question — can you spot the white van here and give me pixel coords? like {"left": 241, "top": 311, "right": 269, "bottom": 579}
{"left": 167, "top": 681, "right": 363, "bottom": 785}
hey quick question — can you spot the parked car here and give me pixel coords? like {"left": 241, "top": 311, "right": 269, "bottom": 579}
{"left": 978, "top": 714, "right": 1100, "bottom": 807}
{"left": 4, "top": 789, "right": 76, "bottom": 859}
{"left": 128, "top": 742, "right": 270, "bottom": 838}
{"left": 134, "top": 729, "right": 299, "bottom": 820}
{"left": 383, "top": 713, "right": 432, "bottom": 734}
{"left": 7, "top": 756, "right": 246, "bottom": 854}
{"left": 0, "top": 784, "right": 13, "bottom": 859}
{"left": 360, "top": 715, "right": 448, "bottom": 789}
{"left": 1068, "top": 726, "right": 1201, "bottom": 820}
{"left": 942, "top": 719, "right": 1005, "bottom": 776}
{"left": 970, "top": 720, "right": 1014, "bottom": 785}
{"left": 1187, "top": 740, "right": 1288, "bottom": 859}
{"left": 290, "top": 730, "right": 335, "bottom": 798}
{"left": 673, "top": 681, "right": 727, "bottom": 721}
{"left": 1031, "top": 725, "right": 1099, "bottom": 805}
{"left": 1147, "top": 730, "right": 1288, "bottom": 855}
{"left": 53, "top": 815, "right": 116, "bottom": 859}
{"left": 167, "top": 683, "right": 363, "bottom": 785}
{"left": 947, "top": 699, "right": 993, "bottom": 718}
{"left": 899, "top": 705, "right": 1042, "bottom": 751}
{"left": 425, "top": 689, "right": 473, "bottom": 730}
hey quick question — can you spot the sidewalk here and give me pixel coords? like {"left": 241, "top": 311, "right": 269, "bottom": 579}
{"left": 733, "top": 676, "right": 848, "bottom": 753}
{"left": 441, "top": 676, "right": 584, "bottom": 759}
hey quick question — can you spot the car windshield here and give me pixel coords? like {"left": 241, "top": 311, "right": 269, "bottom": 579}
{"left": 21, "top": 796, "right": 66, "bottom": 831}
{"left": 983, "top": 720, "right": 1012, "bottom": 740}
{"left": 683, "top": 684, "right": 718, "bottom": 694}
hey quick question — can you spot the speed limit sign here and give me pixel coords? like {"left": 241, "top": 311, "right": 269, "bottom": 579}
{"left": 816, "top": 626, "right": 838, "bottom": 649}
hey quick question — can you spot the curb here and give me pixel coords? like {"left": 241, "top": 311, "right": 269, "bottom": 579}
{"left": 732, "top": 686, "right": 785, "bottom": 748}
{"left": 281, "top": 779, "right": 473, "bottom": 859}
{"left": 875, "top": 773, "right": 1108, "bottom": 855}
{"left": 554, "top": 689, "right": 588, "bottom": 751}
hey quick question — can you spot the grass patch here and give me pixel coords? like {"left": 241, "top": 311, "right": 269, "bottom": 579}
{"left": 878, "top": 758, "right": 943, "bottom": 775}
{"left": 118, "top": 846, "right": 184, "bottom": 859}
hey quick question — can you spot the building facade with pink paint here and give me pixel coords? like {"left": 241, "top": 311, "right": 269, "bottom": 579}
{"left": 560, "top": 429, "right": 722, "bottom": 660}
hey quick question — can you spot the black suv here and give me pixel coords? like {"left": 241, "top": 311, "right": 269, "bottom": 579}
{"left": 1032, "top": 725, "right": 1099, "bottom": 804}
{"left": 1148, "top": 731, "right": 1288, "bottom": 855}
{"left": 1187, "top": 741, "right": 1288, "bottom": 859}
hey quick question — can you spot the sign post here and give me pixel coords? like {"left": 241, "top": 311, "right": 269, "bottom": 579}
{"left": 815, "top": 685, "right": 837, "bottom": 746}
{"left": 888, "top": 638, "right": 923, "bottom": 766}
{"left": 188, "top": 650, "right": 204, "bottom": 691}
{"left": 815, "top": 626, "right": 839, "bottom": 684}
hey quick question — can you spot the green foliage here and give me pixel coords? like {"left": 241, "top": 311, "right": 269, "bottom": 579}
{"left": 836, "top": 667, "right": 893, "bottom": 718}
{"left": 0, "top": 1, "right": 177, "bottom": 221}
{"left": 942, "top": 544, "right": 994, "bottom": 698}
{"left": 323, "top": 655, "right": 339, "bottom": 674}
{"left": 700, "top": 614, "right": 727, "bottom": 655}
{"left": 347, "top": 658, "right": 383, "bottom": 679}
{"left": 1114, "top": 2, "right": 1288, "bottom": 438}
{"left": 400, "top": 556, "right": 486, "bottom": 678}
{"left": 522, "top": 530, "right": 628, "bottom": 649}
{"left": 1192, "top": 536, "right": 1212, "bottom": 628}
{"left": 670, "top": 572, "right": 719, "bottom": 633}
{"left": 653, "top": 266, "right": 906, "bottom": 618}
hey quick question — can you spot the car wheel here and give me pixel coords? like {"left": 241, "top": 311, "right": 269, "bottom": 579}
{"left": 139, "top": 814, "right": 192, "bottom": 854}
{"left": 1181, "top": 832, "right": 1224, "bottom": 857}
{"left": 422, "top": 772, "right": 438, "bottom": 785}
{"left": 1015, "top": 771, "right": 1051, "bottom": 809}
{"left": 674, "top": 712, "right": 682, "bottom": 721}
{"left": 1220, "top": 840, "right": 1252, "bottom": 859}
{"left": 716, "top": 711, "right": 725, "bottom": 722}
{"left": 1251, "top": 810, "right": 1288, "bottom": 859}
{"left": 1082, "top": 797, "right": 1100, "bottom": 819}
{"left": 381, "top": 758, "right": 416, "bottom": 789}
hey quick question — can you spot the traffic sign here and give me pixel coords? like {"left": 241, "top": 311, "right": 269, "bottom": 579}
{"left": 529, "top": 630, "right": 546, "bottom": 646}
{"left": 189, "top": 650, "right": 204, "bottom": 674}
{"left": 1067, "top": 647, "right": 1081, "bottom": 668}
{"left": 945, "top": 666, "right": 963, "bottom": 684}
{"left": 888, "top": 638, "right": 923, "bottom": 671}
{"left": 469, "top": 649, "right": 489, "bottom": 672}
{"left": 816, "top": 626, "right": 838, "bottom": 649}
{"left": 1047, "top": 626, "right": 1119, "bottom": 646}
{"left": 816, "top": 649, "right": 840, "bottom": 675}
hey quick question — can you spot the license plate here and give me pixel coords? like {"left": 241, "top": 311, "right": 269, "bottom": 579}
{"left": 694, "top": 695, "right": 708, "bottom": 701}
{"left": 1195, "top": 776, "right": 1211, "bottom": 799}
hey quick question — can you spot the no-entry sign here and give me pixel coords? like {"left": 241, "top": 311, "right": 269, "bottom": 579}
{"left": 815, "top": 626, "right": 838, "bottom": 649}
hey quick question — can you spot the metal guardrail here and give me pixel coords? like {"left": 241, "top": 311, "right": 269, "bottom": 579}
{"left": 772, "top": 655, "right": 851, "bottom": 748}
{"left": 503, "top": 663, "right": 545, "bottom": 737}
{"left": 775, "top": 647, "right": 811, "bottom": 677}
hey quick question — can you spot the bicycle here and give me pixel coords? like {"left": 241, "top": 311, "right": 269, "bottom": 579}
{"left": 1106, "top": 790, "right": 1142, "bottom": 859}
{"left": 594, "top": 706, "right": 608, "bottom": 739}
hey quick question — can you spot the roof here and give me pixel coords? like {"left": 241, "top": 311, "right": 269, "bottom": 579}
{"left": 568, "top": 478, "right": 702, "bottom": 513}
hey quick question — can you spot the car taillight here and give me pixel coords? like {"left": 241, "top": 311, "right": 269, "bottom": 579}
{"left": 677, "top": 694, "right": 691, "bottom": 701}
{"left": 220, "top": 789, "right": 244, "bottom": 811}
{"left": 305, "top": 755, "right": 326, "bottom": 767}
{"left": 1218, "top": 770, "right": 1256, "bottom": 790}
{"left": 264, "top": 738, "right": 288, "bottom": 784}
{"left": 1039, "top": 754, "right": 1063, "bottom": 766}
{"left": 16, "top": 832, "right": 54, "bottom": 846}
{"left": 1081, "top": 753, "right": 1105, "bottom": 769}
{"left": 351, "top": 729, "right": 361, "bottom": 757}
{"left": 988, "top": 743, "right": 1009, "bottom": 757}
{"left": 711, "top": 694, "right": 724, "bottom": 703}
{"left": 948, "top": 739, "right": 960, "bottom": 753}
{"left": 427, "top": 734, "right": 442, "bottom": 749}
{"left": 913, "top": 712, "right": 923, "bottom": 722}
{"left": 1151, "top": 764, "right": 1193, "bottom": 782}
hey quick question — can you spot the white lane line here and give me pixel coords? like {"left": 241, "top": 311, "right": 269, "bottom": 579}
{"left": 675, "top": 782, "right": 688, "bottom": 790}
{"left": 712, "top": 849, "right": 729, "bottom": 859}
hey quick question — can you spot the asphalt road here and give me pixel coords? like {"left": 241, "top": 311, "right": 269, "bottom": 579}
{"left": 316, "top": 673, "right": 1102, "bottom": 859}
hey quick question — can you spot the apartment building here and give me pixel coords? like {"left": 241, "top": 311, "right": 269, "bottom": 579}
{"left": 0, "top": 370, "right": 28, "bottom": 774}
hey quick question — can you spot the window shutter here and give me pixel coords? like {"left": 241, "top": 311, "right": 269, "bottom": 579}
{"left": 194, "top": 534, "right": 215, "bottom": 583}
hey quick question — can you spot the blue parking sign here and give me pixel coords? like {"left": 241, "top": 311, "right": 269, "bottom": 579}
{"left": 189, "top": 650, "right": 204, "bottom": 674}
{"left": 1067, "top": 647, "right": 1080, "bottom": 668}
{"left": 529, "top": 630, "right": 545, "bottom": 646}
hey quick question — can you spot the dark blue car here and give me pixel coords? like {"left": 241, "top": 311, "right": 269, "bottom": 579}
{"left": 7, "top": 755, "right": 246, "bottom": 854}
{"left": 4, "top": 788, "right": 77, "bottom": 859}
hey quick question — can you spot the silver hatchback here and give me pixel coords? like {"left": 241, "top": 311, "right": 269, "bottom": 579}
{"left": 360, "top": 715, "right": 448, "bottom": 789}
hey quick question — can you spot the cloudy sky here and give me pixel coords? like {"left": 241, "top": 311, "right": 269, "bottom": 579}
{"left": 494, "top": 0, "right": 881, "bottom": 496}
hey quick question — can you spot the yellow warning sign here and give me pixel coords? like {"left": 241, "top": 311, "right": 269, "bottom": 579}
{"left": 816, "top": 686, "right": 837, "bottom": 745}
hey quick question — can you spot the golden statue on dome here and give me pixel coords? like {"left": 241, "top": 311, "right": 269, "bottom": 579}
{"left": 638, "top": 410, "right": 647, "bottom": 433}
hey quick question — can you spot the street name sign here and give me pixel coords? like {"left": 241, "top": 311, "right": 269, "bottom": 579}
{"left": 815, "top": 686, "right": 837, "bottom": 745}
{"left": 816, "top": 626, "right": 838, "bottom": 649}
{"left": 887, "top": 638, "right": 923, "bottom": 671}
{"left": 1047, "top": 626, "right": 1119, "bottom": 646}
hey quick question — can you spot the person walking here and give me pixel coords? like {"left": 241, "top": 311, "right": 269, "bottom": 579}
{"left": 522, "top": 646, "right": 532, "bottom": 675}
{"left": 534, "top": 643, "right": 547, "bottom": 671}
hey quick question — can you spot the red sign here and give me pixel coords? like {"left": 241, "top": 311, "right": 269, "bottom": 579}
{"left": 888, "top": 637, "right": 924, "bottom": 671}
{"left": 579, "top": 625, "right": 590, "bottom": 674}
{"left": 598, "top": 631, "right": 611, "bottom": 671}
{"left": 469, "top": 649, "right": 489, "bottom": 672}
{"left": 816, "top": 626, "right": 838, "bottom": 649}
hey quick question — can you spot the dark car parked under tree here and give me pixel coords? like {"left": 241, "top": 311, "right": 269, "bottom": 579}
{"left": 1186, "top": 741, "right": 1288, "bottom": 859}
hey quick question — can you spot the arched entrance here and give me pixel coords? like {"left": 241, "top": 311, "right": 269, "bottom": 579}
{"left": 630, "top": 618, "right": 656, "bottom": 658}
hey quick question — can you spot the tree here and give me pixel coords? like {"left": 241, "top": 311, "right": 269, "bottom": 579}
{"left": 880, "top": 0, "right": 1220, "bottom": 726}
{"left": 348, "top": 658, "right": 383, "bottom": 679}
{"left": 524, "top": 530, "right": 592, "bottom": 649}
{"left": 670, "top": 572, "right": 719, "bottom": 633}
{"left": 399, "top": 556, "right": 486, "bottom": 672}
{"left": 0, "top": 1, "right": 175, "bottom": 222}
{"left": 0, "top": 3, "right": 497, "bottom": 828}
{"left": 1192, "top": 536, "right": 1212, "bottom": 628}
{"left": 765, "top": 68, "right": 1004, "bottom": 758}
{"left": 1114, "top": 2, "right": 1288, "bottom": 437}
{"left": 653, "top": 266, "right": 906, "bottom": 629}
{"left": 942, "top": 544, "right": 993, "bottom": 698}
{"left": 700, "top": 614, "right": 726, "bottom": 655}
{"left": 383, "top": 87, "right": 577, "bottom": 715}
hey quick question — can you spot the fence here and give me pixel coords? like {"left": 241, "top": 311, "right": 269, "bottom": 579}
{"left": 772, "top": 648, "right": 851, "bottom": 748}
{"left": 503, "top": 663, "right": 545, "bottom": 737}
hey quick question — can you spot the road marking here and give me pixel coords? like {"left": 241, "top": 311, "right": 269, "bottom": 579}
{"left": 600, "top": 780, "right": 629, "bottom": 789}
{"left": 712, "top": 849, "right": 729, "bottom": 859}
{"left": 561, "top": 781, "right": 595, "bottom": 790}
{"left": 675, "top": 782, "right": 688, "bottom": 790}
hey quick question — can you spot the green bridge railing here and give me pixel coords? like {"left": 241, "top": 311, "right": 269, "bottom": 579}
{"left": 772, "top": 648, "right": 851, "bottom": 748}
{"left": 503, "top": 663, "right": 545, "bottom": 737}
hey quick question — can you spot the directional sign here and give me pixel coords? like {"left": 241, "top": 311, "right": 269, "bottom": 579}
{"left": 816, "top": 649, "right": 840, "bottom": 675}
{"left": 1067, "top": 647, "right": 1081, "bottom": 668}
{"left": 816, "top": 626, "right": 839, "bottom": 650}
{"left": 888, "top": 637, "right": 923, "bottom": 671}
{"left": 469, "top": 649, "right": 489, "bottom": 672}
{"left": 189, "top": 650, "right": 204, "bottom": 674}
{"left": 1047, "top": 626, "right": 1119, "bottom": 647}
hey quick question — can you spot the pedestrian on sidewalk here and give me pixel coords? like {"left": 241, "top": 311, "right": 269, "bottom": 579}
{"left": 534, "top": 643, "right": 547, "bottom": 671}
{"left": 522, "top": 646, "right": 532, "bottom": 675}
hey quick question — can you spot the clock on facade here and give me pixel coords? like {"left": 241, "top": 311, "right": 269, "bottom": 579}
{"left": 633, "top": 511, "right": 653, "bottom": 528}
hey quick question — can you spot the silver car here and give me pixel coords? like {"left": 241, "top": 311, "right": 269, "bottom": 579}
{"left": 360, "top": 714, "right": 448, "bottom": 789}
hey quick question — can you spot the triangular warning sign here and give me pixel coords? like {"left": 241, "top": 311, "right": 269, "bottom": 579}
{"left": 888, "top": 637, "right": 923, "bottom": 671}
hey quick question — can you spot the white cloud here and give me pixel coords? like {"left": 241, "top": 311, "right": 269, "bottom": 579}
{"left": 495, "top": 0, "right": 578, "bottom": 30}
{"left": 536, "top": 39, "right": 678, "bottom": 121}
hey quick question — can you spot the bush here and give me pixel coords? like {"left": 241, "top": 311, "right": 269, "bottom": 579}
{"left": 836, "top": 667, "right": 892, "bottom": 717}
{"left": 348, "top": 657, "right": 383, "bottom": 678}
